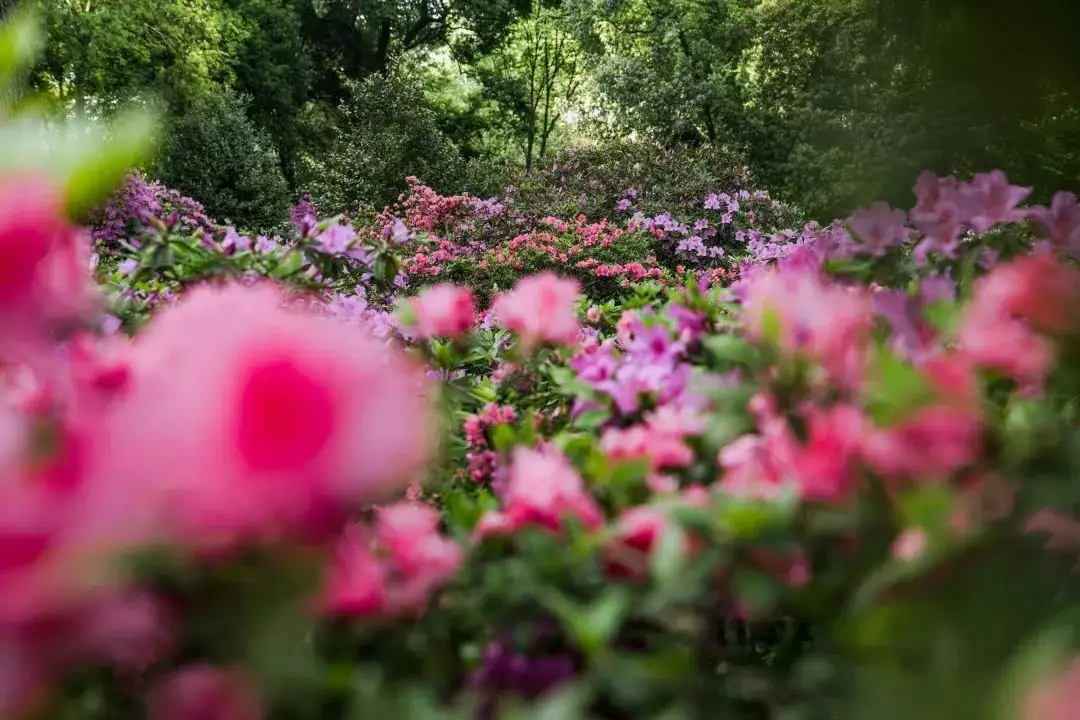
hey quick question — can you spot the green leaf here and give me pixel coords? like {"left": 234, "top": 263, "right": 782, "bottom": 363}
{"left": 864, "top": 345, "right": 935, "bottom": 425}
{"left": 271, "top": 250, "right": 305, "bottom": 278}
{"left": 896, "top": 484, "right": 953, "bottom": 532}
{"left": 703, "top": 334, "right": 758, "bottom": 365}
{"left": 731, "top": 567, "right": 780, "bottom": 615}
{"left": 924, "top": 299, "right": 960, "bottom": 336}
{"left": 0, "top": 8, "right": 43, "bottom": 89}
{"left": 63, "top": 108, "right": 160, "bottom": 219}
{"left": 544, "top": 588, "right": 630, "bottom": 656}
{"left": 650, "top": 520, "right": 688, "bottom": 588}
{"left": 490, "top": 424, "right": 517, "bottom": 453}
{"left": 572, "top": 409, "right": 609, "bottom": 431}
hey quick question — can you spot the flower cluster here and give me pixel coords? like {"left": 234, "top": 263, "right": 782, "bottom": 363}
{"left": 463, "top": 404, "right": 518, "bottom": 485}
{"left": 89, "top": 172, "right": 218, "bottom": 247}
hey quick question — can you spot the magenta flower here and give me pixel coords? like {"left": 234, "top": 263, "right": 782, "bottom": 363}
{"left": 83, "top": 283, "right": 432, "bottom": 554}
{"left": 149, "top": 665, "right": 261, "bottom": 720}
{"left": 475, "top": 447, "right": 603, "bottom": 537}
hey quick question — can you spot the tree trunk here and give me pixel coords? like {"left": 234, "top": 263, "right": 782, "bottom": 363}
{"left": 375, "top": 21, "right": 392, "bottom": 75}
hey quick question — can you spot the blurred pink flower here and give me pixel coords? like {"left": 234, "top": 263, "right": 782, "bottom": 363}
{"left": 320, "top": 526, "right": 386, "bottom": 617}
{"left": 476, "top": 447, "right": 603, "bottom": 537}
{"left": 409, "top": 283, "right": 475, "bottom": 339}
{"left": 0, "top": 175, "right": 99, "bottom": 348}
{"left": 975, "top": 252, "right": 1080, "bottom": 335}
{"left": 149, "top": 665, "right": 262, "bottom": 720}
{"left": 493, "top": 273, "right": 581, "bottom": 350}
{"left": 741, "top": 268, "right": 871, "bottom": 387}
{"left": 82, "top": 282, "right": 432, "bottom": 554}
{"left": 1022, "top": 656, "right": 1080, "bottom": 720}
{"left": 958, "top": 257, "right": 1066, "bottom": 388}
{"left": 322, "top": 503, "right": 461, "bottom": 618}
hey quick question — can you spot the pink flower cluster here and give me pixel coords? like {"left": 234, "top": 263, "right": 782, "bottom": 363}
{"left": 0, "top": 174, "right": 436, "bottom": 714}
{"left": 475, "top": 447, "right": 603, "bottom": 537}
{"left": 492, "top": 272, "right": 581, "bottom": 350}
{"left": 409, "top": 283, "right": 476, "bottom": 340}
{"left": 958, "top": 251, "right": 1080, "bottom": 390}
{"left": 463, "top": 403, "right": 517, "bottom": 484}
{"left": 601, "top": 406, "right": 706, "bottom": 493}
{"left": 322, "top": 502, "right": 462, "bottom": 618}
{"left": 740, "top": 265, "right": 872, "bottom": 387}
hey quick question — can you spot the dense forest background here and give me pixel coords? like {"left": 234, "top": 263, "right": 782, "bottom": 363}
{"left": 20, "top": 0, "right": 1080, "bottom": 231}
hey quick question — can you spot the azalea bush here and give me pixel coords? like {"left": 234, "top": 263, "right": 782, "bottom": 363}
{"left": 8, "top": 11, "right": 1080, "bottom": 720}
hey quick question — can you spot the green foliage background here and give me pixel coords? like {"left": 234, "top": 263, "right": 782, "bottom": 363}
{"left": 24, "top": 0, "right": 1080, "bottom": 227}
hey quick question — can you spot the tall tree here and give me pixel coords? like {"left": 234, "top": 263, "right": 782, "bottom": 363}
{"left": 34, "top": 0, "right": 238, "bottom": 112}
{"left": 293, "top": 0, "right": 531, "bottom": 104}
{"left": 468, "top": 4, "right": 582, "bottom": 172}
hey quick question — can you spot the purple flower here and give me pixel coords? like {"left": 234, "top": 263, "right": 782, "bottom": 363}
{"left": 704, "top": 193, "right": 722, "bottom": 210}
{"left": 254, "top": 235, "right": 278, "bottom": 254}
{"left": 222, "top": 227, "right": 251, "bottom": 253}
{"left": 616, "top": 198, "right": 633, "bottom": 211}
{"left": 1029, "top": 191, "right": 1080, "bottom": 256}
{"left": 117, "top": 259, "right": 139, "bottom": 276}
{"left": 848, "top": 202, "right": 911, "bottom": 256}
{"left": 315, "top": 224, "right": 355, "bottom": 255}
{"left": 389, "top": 218, "right": 412, "bottom": 244}
{"left": 290, "top": 193, "right": 317, "bottom": 235}
{"left": 100, "top": 314, "right": 122, "bottom": 335}
{"left": 960, "top": 170, "right": 1031, "bottom": 233}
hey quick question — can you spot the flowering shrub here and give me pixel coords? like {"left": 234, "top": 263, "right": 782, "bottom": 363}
{"left": 89, "top": 171, "right": 220, "bottom": 248}
{"left": 9, "top": 13, "right": 1080, "bottom": 720}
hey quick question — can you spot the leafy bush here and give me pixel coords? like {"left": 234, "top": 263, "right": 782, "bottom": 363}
{"left": 505, "top": 141, "right": 778, "bottom": 219}
{"left": 154, "top": 87, "right": 291, "bottom": 234}
{"left": 297, "top": 68, "right": 469, "bottom": 217}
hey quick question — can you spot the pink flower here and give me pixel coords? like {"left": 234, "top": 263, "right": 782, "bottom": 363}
{"left": 957, "top": 255, "right": 1072, "bottom": 388}
{"left": 149, "top": 665, "right": 262, "bottom": 720}
{"left": 376, "top": 502, "right": 459, "bottom": 582}
{"left": 975, "top": 252, "right": 1080, "bottom": 335}
{"left": 862, "top": 406, "right": 981, "bottom": 482}
{"left": 848, "top": 202, "right": 910, "bottom": 256}
{"left": 82, "top": 282, "right": 432, "bottom": 554}
{"left": 321, "top": 503, "right": 461, "bottom": 618}
{"left": 720, "top": 400, "right": 867, "bottom": 504}
{"left": 741, "top": 268, "right": 872, "bottom": 387}
{"left": 476, "top": 447, "right": 603, "bottom": 537}
{"left": 0, "top": 175, "right": 99, "bottom": 345}
{"left": 604, "top": 505, "right": 670, "bottom": 580}
{"left": 891, "top": 528, "right": 927, "bottom": 561}
{"left": 1021, "top": 657, "right": 1080, "bottom": 720}
{"left": 600, "top": 406, "right": 704, "bottom": 473}
{"left": 718, "top": 434, "right": 790, "bottom": 501}
{"left": 791, "top": 404, "right": 867, "bottom": 503}
{"left": 321, "top": 526, "right": 386, "bottom": 617}
{"left": 409, "top": 283, "right": 475, "bottom": 339}
{"left": 493, "top": 273, "right": 581, "bottom": 350}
